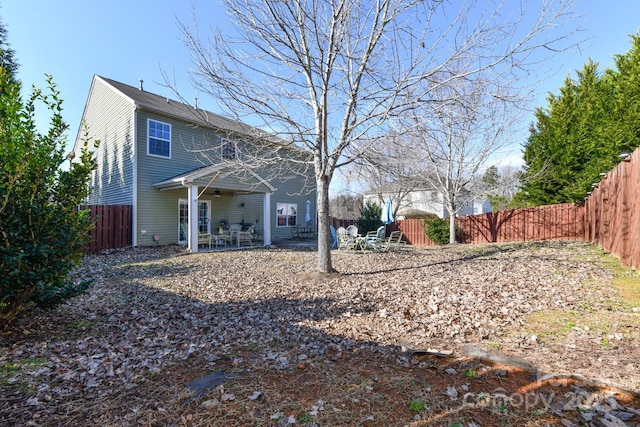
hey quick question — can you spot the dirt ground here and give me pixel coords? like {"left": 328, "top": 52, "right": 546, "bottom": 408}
{"left": 1, "top": 241, "right": 639, "bottom": 426}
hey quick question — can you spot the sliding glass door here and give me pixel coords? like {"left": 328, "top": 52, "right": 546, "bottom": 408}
{"left": 178, "top": 199, "right": 211, "bottom": 244}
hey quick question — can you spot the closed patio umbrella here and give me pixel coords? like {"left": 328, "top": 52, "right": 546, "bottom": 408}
{"left": 381, "top": 197, "right": 394, "bottom": 225}
{"left": 381, "top": 197, "right": 394, "bottom": 239}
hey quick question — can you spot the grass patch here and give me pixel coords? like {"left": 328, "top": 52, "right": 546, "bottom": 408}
{"left": 523, "top": 310, "right": 578, "bottom": 343}
{"left": 0, "top": 357, "right": 49, "bottom": 389}
{"left": 591, "top": 247, "right": 640, "bottom": 307}
{"left": 523, "top": 246, "right": 640, "bottom": 343}
{"left": 68, "top": 319, "right": 95, "bottom": 329}
{"left": 611, "top": 272, "right": 640, "bottom": 308}
{"left": 1, "top": 357, "right": 48, "bottom": 372}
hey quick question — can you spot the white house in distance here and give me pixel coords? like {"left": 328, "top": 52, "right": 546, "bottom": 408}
{"left": 363, "top": 186, "right": 492, "bottom": 219}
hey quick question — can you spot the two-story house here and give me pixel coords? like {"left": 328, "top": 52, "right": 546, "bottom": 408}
{"left": 71, "top": 75, "right": 315, "bottom": 252}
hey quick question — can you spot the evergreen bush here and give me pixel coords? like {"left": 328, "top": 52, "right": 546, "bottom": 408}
{"left": 422, "top": 216, "right": 464, "bottom": 245}
{"left": 0, "top": 72, "right": 97, "bottom": 327}
{"left": 357, "top": 201, "right": 382, "bottom": 234}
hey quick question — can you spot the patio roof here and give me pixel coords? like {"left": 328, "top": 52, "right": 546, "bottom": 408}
{"left": 153, "top": 163, "right": 276, "bottom": 194}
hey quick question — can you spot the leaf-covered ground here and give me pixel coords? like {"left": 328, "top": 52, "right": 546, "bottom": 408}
{"left": 1, "top": 241, "right": 639, "bottom": 426}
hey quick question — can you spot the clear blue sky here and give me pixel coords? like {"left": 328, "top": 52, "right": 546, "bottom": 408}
{"left": 2, "top": 0, "right": 640, "bottom": 171}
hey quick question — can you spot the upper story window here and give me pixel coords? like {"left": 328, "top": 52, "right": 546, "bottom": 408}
{"left": 221, "top": 139, "right": 237, "bottom": 160}
{"left": 148, "top": 119, "right": 171, "bottom": 158}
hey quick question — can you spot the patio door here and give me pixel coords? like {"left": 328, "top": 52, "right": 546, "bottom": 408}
{"left": 178, "top": 199, "right": 211, "bottom": 244}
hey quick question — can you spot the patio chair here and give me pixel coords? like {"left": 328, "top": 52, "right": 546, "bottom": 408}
{"left": 181, "top": 223, "right": 212, "bottom": 249}
{"left": 346, "top": 224, "right": 359, "bottom": 237}
{"left": 337, "top": 226, "right": 358, "bottom": 250}
{"left": 383, "top": 230, "right": 406, "bottom": 251}
{"left": 330, "top": 225, "right": 338, "bottom": 249}
{"left": 198, "top": 231, "right": 212, "bottom": 249}
{"left": 228, "top": 223, "right": 243, "bottom": 246}
{"left": 360, "top": 226, "right": 385, "bottom": 251}
{"left": 227, "top": 223, "right": 255, "bottom": 247}
{"left": 236, "top": 225, "right": 255, "bottom": 247}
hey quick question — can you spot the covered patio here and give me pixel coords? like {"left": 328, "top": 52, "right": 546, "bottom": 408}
{"left": 153, "top": 163, "right": 276, "bottom": 253}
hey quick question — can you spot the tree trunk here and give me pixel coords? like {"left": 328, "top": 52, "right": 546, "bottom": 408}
{"left": 316, "top": 176, "right": 333, "bottom": 273}
{"left": 449, "top": 214, "right": 457, "bottom": 244}
{"left": 447, "top": 200, "right": 457, "bottom": 244}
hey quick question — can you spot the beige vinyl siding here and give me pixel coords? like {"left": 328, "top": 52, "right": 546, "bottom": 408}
{"left": 77, "top": 78, "right": 135, "bottom": 205}
{"left": 137, "top": 109, "right": 220, "bottom": 246}
{"left": 135, "top": 109, "right": 316, "bottom": 246}
{"left": 269, "top": 177, "right": 316, "bottom": 241}
{"left": 256, "top": 149, "right": 316, "bottom": 241}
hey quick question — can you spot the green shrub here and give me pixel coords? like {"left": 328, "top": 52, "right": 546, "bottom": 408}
{"left": 357, "top": 201, "right": 382, "bottom": 234}
{"left": 0, "top": 73, "right": 97, "bottom": 327}
{"left": 422, "top": 216, "right": 464, "bottom": 245}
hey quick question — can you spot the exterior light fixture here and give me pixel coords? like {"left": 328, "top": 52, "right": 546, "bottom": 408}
{"left": 213, "top": 189, "right": 221, "bottom": 198}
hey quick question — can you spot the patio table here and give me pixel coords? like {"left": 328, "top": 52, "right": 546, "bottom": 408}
{"left": 213, "top": 230, "right": 230, "bottom": 247}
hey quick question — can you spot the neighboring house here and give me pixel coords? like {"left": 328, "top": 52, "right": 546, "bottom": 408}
{"left": 363, "top": 186, "right": 491, "bottom": 219}
{"left": 71, "top": 75, "right": 315, "bottom": 252}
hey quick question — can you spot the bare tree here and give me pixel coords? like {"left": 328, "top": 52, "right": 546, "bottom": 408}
{"left": 177, "top": 0, "right": 578, "bottom": 271}
{"left": 329, "top": 192, "right": 362, "bottom": 221}
{"left": 348, "top": 137, "right": 422, "bottom": 218}
{"left": 388, "top": 63, "right": 524, "bottom": 243}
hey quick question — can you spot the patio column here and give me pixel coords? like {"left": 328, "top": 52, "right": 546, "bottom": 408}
{"left": 263, "top": 192, "right": 272, "bottom": 246}
{"left": 189, "top": 184, "right": 199, "bottom": 253}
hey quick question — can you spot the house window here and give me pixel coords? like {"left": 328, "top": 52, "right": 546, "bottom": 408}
{"left": 221, "top": 139, "right": 237, "bottom": 160}
{"left": 276, "top": 203, "right": 297, "bottom": 227}
{"left": 148, "top": 119, "right": 171, "bottom": 158}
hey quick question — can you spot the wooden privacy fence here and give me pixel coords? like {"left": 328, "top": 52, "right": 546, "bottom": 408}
{"left": 390, "top": 146, "right": 640, "bottom": 270}
{"left": 390, "top": 203, "right": 584, "bottom": 246}
{"left": 81, "top": 205, "right": 132, "bottom": 253}
{"left": 458, "top": 203, "right": 584, "bottom": 243}
{"left": 585, "top": 149, "right": 640, "bottom": 270}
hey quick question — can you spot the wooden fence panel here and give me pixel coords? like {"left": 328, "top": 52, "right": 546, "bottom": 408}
{"left": 391, "top": 203, "right": 584, "bottom": 248}
{"left": 629, "top": 153, "right": 640, "bottom": 269}
{"left": 81, "top": 205, "right": 132, "bottom": 253}
{"left": 392, "top": 219, "right": 432, "bottom": 245}
{"left": 585, "top": 149, "right": 640, "bottom": 270}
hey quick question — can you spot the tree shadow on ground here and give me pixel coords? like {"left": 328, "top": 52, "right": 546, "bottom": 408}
{"left": 340, "top": 240, "right": 569, "bottom": 276}
{"left": 1, "top": 245, "right": 638, "bottom": 426}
